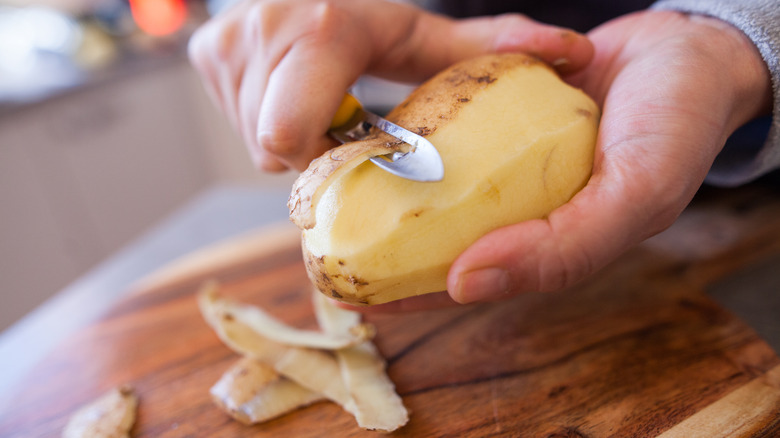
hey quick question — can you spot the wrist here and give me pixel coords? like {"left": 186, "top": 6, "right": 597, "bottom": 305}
{"left": 684, "top": 13, "right": 772, "bottom": 132}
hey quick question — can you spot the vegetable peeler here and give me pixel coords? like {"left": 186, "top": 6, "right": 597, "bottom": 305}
{"left": 328, "top": 94, "right": 444, "bottom": 182}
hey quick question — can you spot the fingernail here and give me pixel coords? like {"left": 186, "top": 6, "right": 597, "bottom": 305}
{"left": 455, "top": 268, "right": 510, "bottom": 303}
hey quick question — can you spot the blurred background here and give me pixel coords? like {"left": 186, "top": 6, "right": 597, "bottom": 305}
{"left": 0, "top": 0, "right": 265, "bottom": 332}
{"left": 0, "top": 0, "right": 415, "bottom": 333}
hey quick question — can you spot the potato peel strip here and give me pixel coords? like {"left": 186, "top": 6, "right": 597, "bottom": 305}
{"left": 274, "top": 348, "right": 357, "bottom": 415}
{"left": 198, "top": 282, "right": 407, "bottom": 431}
{"left": 198, "top": 283, "right": 373, "bottom": 349}
{"left": 210, "top": 358, "right": 324, "bottom": 424}
{"left": 313, "top": 292, "right": 409, "bottom": 431}
{"left": 288, "top": 138, "right": 406, "bottom": 230}
{"left": 198, "top": 285, "right": 353, "bottom": 409}
{"left": 63, "top": 386, "right": 137, "bottom": 438}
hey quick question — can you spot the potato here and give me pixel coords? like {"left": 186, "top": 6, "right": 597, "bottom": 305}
{"left": 289, "top": 53, "right": 599, "bottom": 305}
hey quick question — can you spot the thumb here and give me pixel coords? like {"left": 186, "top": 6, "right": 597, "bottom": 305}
{"left": 445, "top": 165, "right": 682, "bottom": 303}
{"left": 445, "top": 184, "right": 623, "bottom": 303}
{"left": 372, "top": 12, "right": 594, "bottom": 81}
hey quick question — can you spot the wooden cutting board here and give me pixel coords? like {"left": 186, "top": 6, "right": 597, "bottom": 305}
{"left": 2, "top": 185, "right": 780, "bottom": 437}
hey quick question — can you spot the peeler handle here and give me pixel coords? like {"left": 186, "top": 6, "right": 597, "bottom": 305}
{"left": 328, "top": 93, "right": 371, "bottom": 144}
{"left": 329, "top": 93, "right": 363, "bottom": 130}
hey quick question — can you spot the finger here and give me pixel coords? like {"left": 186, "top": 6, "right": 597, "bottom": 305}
{"left": 214, "top": 64, "right": 244, "bottom": 134}
{"left": 459, "top": 14, "right": 594, "bottom": 74}
{"left": 237, "top": 49, "right": 289, "bottom": 171}
{"left": 256, "top": 3, "right": 370, "bottom": 171}
{"left": 187, "top": 41, "right": 224, "bottom": 113}
{"left": 188, "top": 1, "right": 289, "bottom": 171}
{"left": 370, "top": 12, "right": 594, "bottom": 82}
{"left": 188, "top": 1, "right": 255, "bottom": 129}
{"left": 232, "top": 0, "right": 301, "bottom": 172}
{"left": 188, "top": 23, "right": 231, "bottom": 115}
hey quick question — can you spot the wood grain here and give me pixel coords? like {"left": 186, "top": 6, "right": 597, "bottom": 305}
{"left": 657, "top": 365, "right": 780, "bottom": 438}
{"left": 1, "top": 184, "right": 780, "bottom": 437}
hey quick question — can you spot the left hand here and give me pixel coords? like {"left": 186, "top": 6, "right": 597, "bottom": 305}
{"left": 363, "top": 10, "right": 772, "bottom": 312}
{"left": 447, "top": 10, "right": 772, "bottom": 304}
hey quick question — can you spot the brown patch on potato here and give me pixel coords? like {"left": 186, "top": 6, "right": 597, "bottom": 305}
{"left": 401, "top": 207, "right": 429, "bottom": 221}
{"left": 576, "top": 108, "right": 593, "bottom": 118}
{"left": 347, "top": 276, "right": 369, "bottom": 287}
{"left": 415, "top": 126, "right": 433, "bottom": 136}
{"left": 319, "top": 272, "right": 333, "bottom": 286}
{"left": 475, "top": 74, "right": 496, "bottom": 84}
{"left": 302, "top": 243, "right": 368, "bottom": 306}
{"left": 385, "top": 53, "right": 552, "bottom": 135}
{"left": 480, "top": 180, "right": 501, "bottom": 203}
{"left": 541, "top": 145, "right": 558, "bottom": 194}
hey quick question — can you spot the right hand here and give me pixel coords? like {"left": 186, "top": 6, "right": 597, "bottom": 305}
{"left": 188, "top": 0, "right": 594, "bottom": 172}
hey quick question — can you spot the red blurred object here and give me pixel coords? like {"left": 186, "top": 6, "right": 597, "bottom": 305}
{"left": 129, "top": 0, "right": 188, "bottom": 36}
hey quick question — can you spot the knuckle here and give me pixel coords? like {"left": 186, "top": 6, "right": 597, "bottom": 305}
{"left": 536, "top": 260, "right": 577, "bottom": 293}
{"left": 306, "top": 1, "right": 348, "bottom": 39}
{"left": 243, "top": 0, "right": 347, "bottom": 43}
{"left": 187, "top": 26, "right": 211, "bottom": 68}
{"left": 535, "top": 258, "right": 569, "bottom": 294}
{"left": 213, "top": 22, "right": 242, "bottom": 62}
{"left": 628, "top": 170, "right": 691, "bottom": 237}
{"left": 245, "top": 2, "right": 281, "bottom": 42}
{"left": 187, "top": 20, "right": 241, "bottom": 64}
{"left": 535, "top": 229, "right": 595, "bottom": 293}
{"left": 257, "top": 124, "right": 302, "bottom": 157}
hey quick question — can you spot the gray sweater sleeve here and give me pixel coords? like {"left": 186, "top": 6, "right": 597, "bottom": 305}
{"left": 651, "top": 0, "right": 780, "bottom": 186}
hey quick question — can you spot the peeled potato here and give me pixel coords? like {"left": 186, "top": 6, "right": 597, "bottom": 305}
{"left": 289, "top": 53, "right": 599, "bottom": 306}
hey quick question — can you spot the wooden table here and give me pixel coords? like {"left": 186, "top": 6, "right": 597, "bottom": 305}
{"left": 1, "top": 184, "right": 779, "bottom": 437}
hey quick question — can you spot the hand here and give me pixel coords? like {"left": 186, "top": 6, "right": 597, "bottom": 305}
{"left": 446, "top": 10, "right": 772, "bottom": 305}
{"left": 188, "top": 0, "right": 593, "bottom": 172}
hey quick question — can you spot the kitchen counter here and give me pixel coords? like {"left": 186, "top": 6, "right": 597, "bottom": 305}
{"left": 1, "top": 181, "right": 779, "bottom": 436}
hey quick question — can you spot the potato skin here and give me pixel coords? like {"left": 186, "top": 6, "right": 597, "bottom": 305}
{"left": 302, "top": 244, "right": 370, "bottom": 305}
{"left": 384, "top": 54, "right": 548, "bottom": 138}
{"left": 289, "top": 140, "right": 400, "bottom": 230}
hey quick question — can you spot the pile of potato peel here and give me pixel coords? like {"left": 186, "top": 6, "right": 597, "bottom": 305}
{"left": 198, "top": 281, "right": 409, "bottom": 432}
{"left": 62, "top": 385, "right": 138, "bottom": 438}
